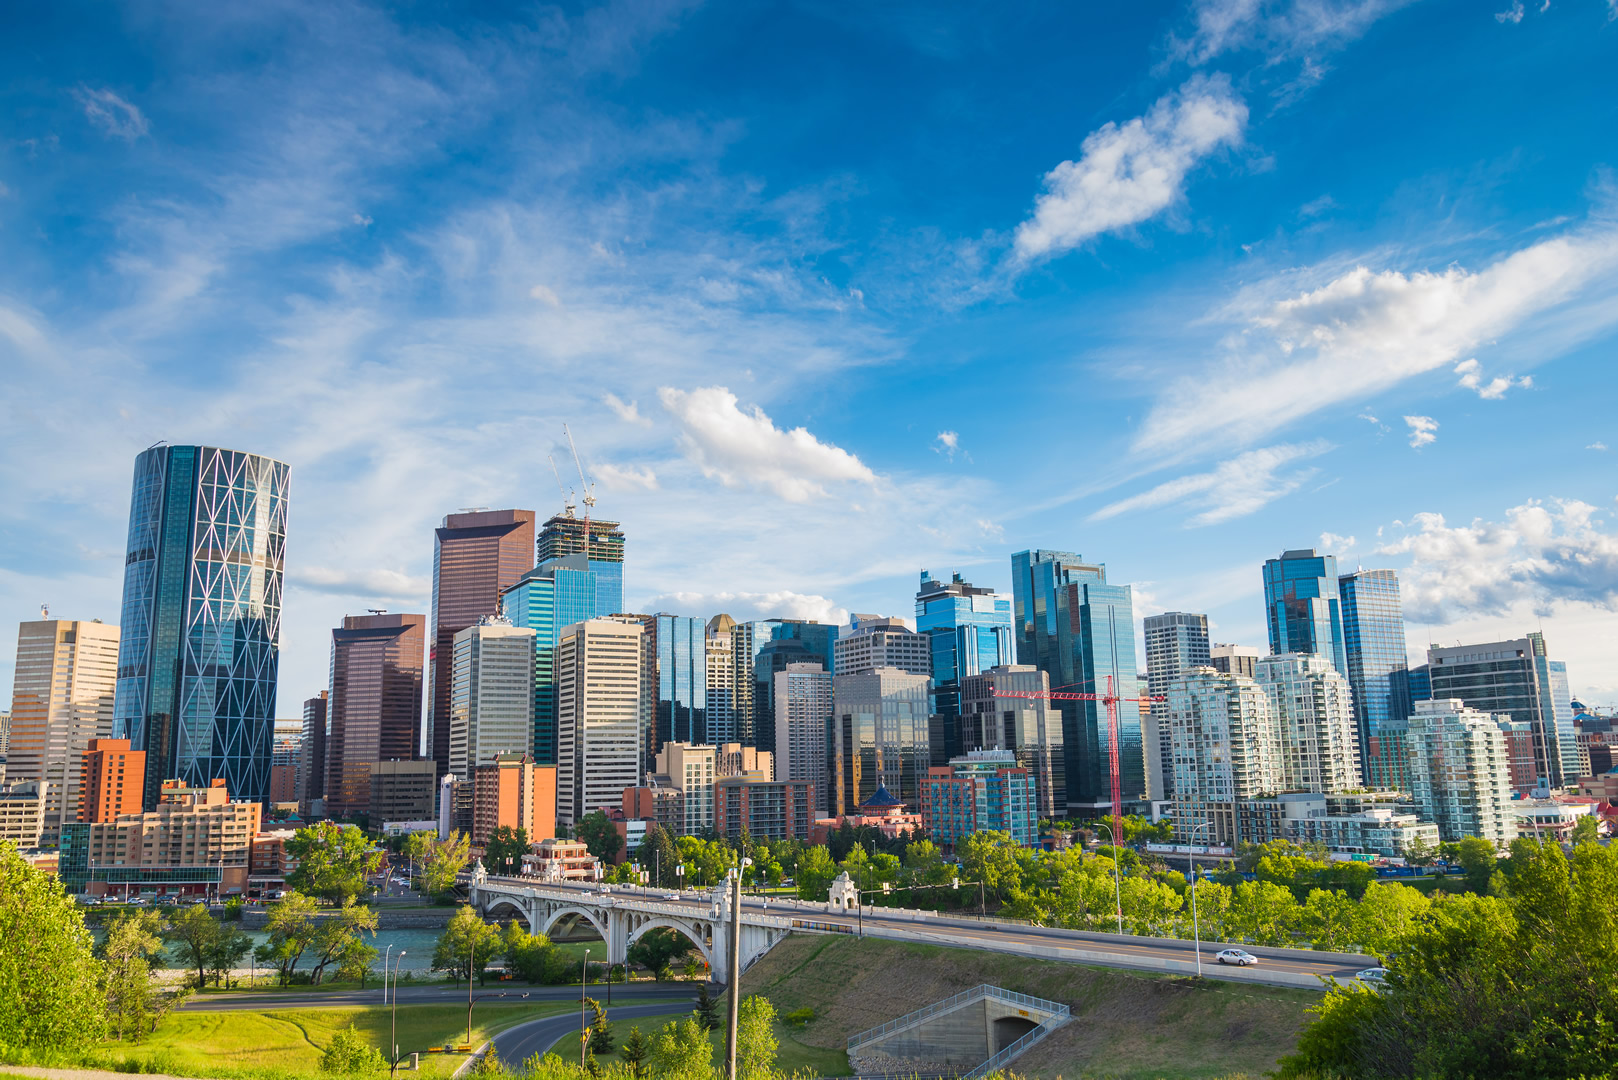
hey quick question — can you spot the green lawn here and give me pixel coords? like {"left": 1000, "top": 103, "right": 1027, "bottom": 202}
{"left": 592, "top": 1009, "right": 848, "bottom": 1078}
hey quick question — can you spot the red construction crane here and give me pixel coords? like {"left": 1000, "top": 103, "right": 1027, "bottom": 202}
{"left": 990, "top": 675, "right": 1164, "bottom": 840}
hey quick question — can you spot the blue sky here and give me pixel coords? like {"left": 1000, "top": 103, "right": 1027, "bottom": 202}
{"left": 3, "top": 0, "right": 1617, "bottom": 711}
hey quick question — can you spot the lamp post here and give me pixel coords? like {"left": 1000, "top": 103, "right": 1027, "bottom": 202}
{"left": 384, "top": 945, "right": 394, "bottom": 1005}
{"left": 1095, "top": 822, "right": 1125, "bottom": 936}
{"left": 390, "top": 950, "right": 406, "bottom": 1078}
{"left": 1188, "top": 821, "right": 1212, "bottom": 978}
{"left": 580, "top": 947, "right": 591, "bottom": 1068}
{"left": 465, "top": 935, "right": 476, "bottom": 1047}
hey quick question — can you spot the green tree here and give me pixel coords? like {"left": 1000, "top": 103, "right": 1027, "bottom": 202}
{"left": 736, "top": 995, "right": 779, "bottom": 1080}
{"left": 649, "top": 1016, "right": 715, "bottom": 1080}
{"left": 401, "top": 830, "right": 435, "bottom": 889}
{"left": 97, "top": 908, "right": 168, "bottom": 1040}
{"left": 255, "top": 890, "right": 319, "bottom": 985}
{"left": 619, "top": 1026, "right": 651, "bottom": 1080}
{"left": 433, "top": 905, "right": 500, "bottom": 985}
{"left": 206, "top": 925, "right": 254, "bottom": 987}
{"left": 337, "top": 937, "right": 380, "bottom": 987}
{"left": 1570, "top": 813, "right": 1600, "bottom": 846}
{"left": 637, "top": 825, "right": 680, "bottom": 888}
{"left": 575, "top": 810, "right": 623, "bottom": 864}
{"left": 584, "top": 997, "right": 614, "bottom": 1054}
{"left": 163, "top": 902, "right": 222, "bottom": 989}
{"left": 694, "top": 982, "right": 720, "bottom": 1031}
{"left": 308, "top": 900, "right": 380, "bottom": 985}
{"left": 287, "top": 822, "right": 384, "bottom": 904}
{"left": 500, "top": 919, "right": 560, "bottom": 983}
{"left": 1351, "top": 881, "right": 1431, "bottom": 958}
{"left": 1454, "top": 835, "right": 1500, "bottom": 894}
{"left": 1119, "top": 874, "right": 1182, "bottom": 936}
{"left": 0, "top": 842, "right": 107, "bottom": 1050}
{"left": 1298, "top": 888, "right": 1358, "bottom": 951}
{"left": 626, "top": 927, "right": 693, "bottom": 978}
{"left": 484, "top": 826, "right": 530, "bottom": 876}
{"left": 1227, "top": 880, "right": 1298, "bottom": 945}
{"left": 795, "top": 845, "right": 836, "bottom": 901}
{"left": 321, "top": 1022, "right": 386, "bottom": 1073}
{"left": 420, "top": 831, "right": 472, "bottom": 903}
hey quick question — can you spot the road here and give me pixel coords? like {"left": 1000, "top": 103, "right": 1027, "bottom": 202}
{"left": 183, "top": 981, "right": 701, "bottom": 1012}
{"left": 492, "top": 1000, "right": 697, "bottom": 1065}
{"left": 490, "top": 877, "right": 1370, "bottom": 989}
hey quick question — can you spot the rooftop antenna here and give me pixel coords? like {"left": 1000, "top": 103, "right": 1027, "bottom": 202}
{"left": 40, "top": 603, "right": 49, "bottom": 620}
{"left": 563, "top": 423, "right": 597, "bottom": 561}
{"left": 548, "top": 454, "right": 576, "bottom": 518}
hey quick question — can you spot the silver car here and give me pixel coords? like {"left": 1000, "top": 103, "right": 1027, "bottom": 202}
{"left": 1356, "top": 966, "right": 1390, "bottom": 988}
{"left": 1216, "top": 949, "right": 1258, "bottom": 966}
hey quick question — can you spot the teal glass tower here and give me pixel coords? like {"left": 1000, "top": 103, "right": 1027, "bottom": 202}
{"left": 1338, "top": 569, "right": 1412, "bottom": 789}
{"left": 1010, "top": 550, "right": 1145, "bottom": 812}
{"left": 501, "top": 554, "right": 598, "bottom": 765}
{"left": 915, "top": 570, "right": 1013, "bottom": 762}
{"left": 1262, "top": 549, "right": 1348, "bottom": 676}
{"left": 112, "top": 444, "right": 290, "bottom": 808}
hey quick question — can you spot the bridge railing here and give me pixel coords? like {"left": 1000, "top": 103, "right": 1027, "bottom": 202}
{"left": 476, "top": 880, "right": 796, "bottom": 929}
{"left": 846, "top": 984, "right": 1065, "bottom": 1052}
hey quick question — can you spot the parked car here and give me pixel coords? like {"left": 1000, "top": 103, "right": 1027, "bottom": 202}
{"left": 1216, "top": 949, "right": 1258, "bottom": 966}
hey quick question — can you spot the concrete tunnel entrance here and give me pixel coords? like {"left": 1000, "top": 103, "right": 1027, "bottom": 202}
{"left": 992, "top": 1016, "right": 1040, "bottom": 1053}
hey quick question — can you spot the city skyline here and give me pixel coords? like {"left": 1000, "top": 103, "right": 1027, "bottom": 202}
{"left": 3, "top": 2, "right": 1617, "bottom": 710}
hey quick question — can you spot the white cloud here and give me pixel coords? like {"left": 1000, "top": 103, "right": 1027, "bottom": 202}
{"left": 1589, "top": 442, "right": 1609, "bottom": 451}
{"left": 1135, "top": 214, "right": 1618, "bottom": 452}
{"left": 1012, "top": 74, "right": 1246, "bottom": 262}
{"left": 1299, "top": 193, "right": 1337, "bottom": 218}
{"left": 594, "top": 462, "right": 659, "bottom": 491}
{"left": 353, "top": 213, "right": 373, "bottom": 226}
{"left": 1454, "top": 357, "right": 1532, "bottom": 399}
{"left": 292, "top": 566, "right": 431, "bottom": 601}
{"left": 603, "top": 393, "right": 651, "bottom": 428}
{"left": 1169, "top": 0, "right": 1419, "bottom": 66}
{"left": 933, "top": 430, "right": 967, "bottom": 461}
{"left": 641, "top": 589, "right": 850, "bottom": 626}
{"left": 1320, "top": 531, "right": 1357, "bottom": 552}
{"left": 657, "top": 386, "right": 877, "bottom": 503}
{"left": 529, "top": 283, "right": 562, "bottom": 307}
{"left": 1404, "top": 415, "right": 1439, "bottom": 448}
{"left": 76, "top": 86, "right": 149, "bottom": 141}
{"left": 1495, "top": 1, "right": 1526, "bottom": 21}
{"left": 1090, "top": 440, "right": 1331, "bottom": 526}
{"left": 1377, "top": 499, "right": 1618, "bottom": 622}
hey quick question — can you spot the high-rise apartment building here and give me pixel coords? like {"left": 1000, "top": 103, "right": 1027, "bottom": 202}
{"left": 325, "top": 613, "right": 426, "bottom": 819}
{"left": 1209, "top": 643, "right": 1261, "bottom": 678}
{"left": 448, "top": 617, "right": 537, "bottom": 788}
{"left": 9, "top": 618, "right": 120, "bottom": 844}
{"left": 1262, "top": 549, "right": 1347, "bottom": 676}
{"left": 1143, "top": 612, "right": 1210, "bottom": 801}
{"left": 717, "top": 743, "right": 772, "bottom": 779}
{"left": 831, "top": 668, "right": 931, "bottom": 814}
{"left": 113, "top": 445, "right": 289, "bottom": 809}
{"left": 1010, "top": 550, "right": 1145, "bottom": 812}
{"left": 715, "top": 773, "right": 813, "bottom": 841}
{"left": 534, "top": 510, "right": 625, "bottom": 617}
{"left": 705, "top": 615, "right": 739, "bottom": 745}
{"left": 0, "top": 780, "right": 45, "bottom": 847}
{"left": 1338, "top": 570, "right": 1413, "bottom": 790}
{"left": 1428, "top": 634, "right": 1576, "bottom": 789}
{"left": 501, "top": 554, "right": 597, "bottom": 765}
{"left": 750, "top": 621, "right": 836, "bottom": 755}
{"left": 1406, "top": 699, "right": 1519, "bottom": 847}
{"left": 920, "top": 750, "right": 1038, "bottom": 849}
{"left": 835, "top": 615, "right": 932, "bottom": 676}
{"left": 425, "top": 509, "right": 536, "bottom": 781}
{"left": 959, "top": 665, "right": 1065, "bottom": 819}
{"left": 556, "top": 619, "right": 645, "bottom": 826}
{"left": 1255, "top": 654, "right": 1362, "bottom": 794}
{"left": 915, "top": 572, "right": 1014, "bottom": 764}
{"left": 471, "top": 753, "right": 556, "bottom": 851}
{"left": 1167, "top": 667, "right": 1283, "bottom": 846}
{"left": 654, "top": 742, "right": 716, "bottom": 834}
{"left": 299, "top": 692, "right": 328, "bottom": 816}
{"left": 80, "top": 738, "right": 146, "bottom": 825}
{"left": 774, "top": 662, "right": 832, "bottom": 815}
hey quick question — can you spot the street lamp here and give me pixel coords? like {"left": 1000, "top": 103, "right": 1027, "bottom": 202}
{"left": 1188, "top": 821, "right": 1213, "bottom": 978}
{"left": 1095, "top": 822, "right": 1125, "bottom": 936}
{"left": 384, "top": 945, "right": 394, "bottom": 1005}
{"left": 390, "top": 950, "right": 406, "bottom": 1078}
{"left": 580, "top": 947, "right": 591, "bottom": 1068}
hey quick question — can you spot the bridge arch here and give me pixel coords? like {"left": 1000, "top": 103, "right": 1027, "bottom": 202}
{"left": 484, "top": 900, "right": 531, "bottom": 929}
{"left": 624, "top": 916, "right": 714, "bottom": 970}
{"left": 539, "top": 904, "right": 612, "bottom": 943}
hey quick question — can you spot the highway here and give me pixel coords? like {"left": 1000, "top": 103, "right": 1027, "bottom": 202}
{"left": 492, "top": 999, "right": 697, "bottom": 1065}
{"left": 182, "top": 981, "right": 700, "bottom": 1012}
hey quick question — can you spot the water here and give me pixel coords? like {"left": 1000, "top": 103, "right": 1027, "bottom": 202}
{"left": 93, "top": 923, "right": 451, "bottom": 974}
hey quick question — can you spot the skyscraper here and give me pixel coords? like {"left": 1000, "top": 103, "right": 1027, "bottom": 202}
{"left": 448, "top": 617, "right": 537, "bottom": 786}
{"left": 915, "top": 571, "right": 1015, "bottom": 765}
{"left": 705, "top": 615, "right": 739, "bottom": 745}
{"left": 299, "top": 691, "right": 328, "bottom": 817}
{"left": 325, "top": 613, "right": 426, "bottom": 820}
{"left": 1338, "top": 569, "right": 1413, "bottom": 789}
{"left": 774, "top": 662, "right": 832, "bottom": 815}
{"left": 623, "top": 614, "right": 708, "bottom": 756}
{"left": 1406, "top": 699, "right": 1518, "bottom": 847}
{"left": 1010, "top": 549, "right": 1145, "bottom": 812}
{"left": 834, "top": 616, "right": 932, "bottom": 676}
{"left": 1142, "top": 612, "right": 1210, "bottom": 801}
{"left": 751, "top": 621, "right": 836, "bottom": 755}
{"left": 831, "top": 668, "right": 931, "bottom": 813}
{"left": 9, "top": 617, "right": 120, "bottom": 844}
{"left": 959, "top": 665, "right": 1066, "bottom": 818}
{"left": 557, "top": 618, "right": 645, "bottom": 825}
{"left": 1428, "top": 633, "right": 1576, "bottom": 789}
{"left": 535, "top": 511, "right": 625, "bottom": 616}
{"left": 113, "top": 444, "right": 289, "bottom": 809}
{"left": 425, "top": 509, "right": 535, "bottom": 780}
{"left": 501, "top": 554, "right": 597, "bottom": 765}
{"left": 1262, "top": 549, "right": 1348, "bottom": 676}
{"left": 1255, "top": 654, "right": 1362, "bottom": 794}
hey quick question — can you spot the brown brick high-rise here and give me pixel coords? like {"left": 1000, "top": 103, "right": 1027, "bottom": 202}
{"left": 424, "top": 510, "right": 535, "bottom": 782}
{"left": 80, "top": 738, "right": 146, "bottom": 823}
{"left": 327, "top": 613, "right": 426, "bottom": 819}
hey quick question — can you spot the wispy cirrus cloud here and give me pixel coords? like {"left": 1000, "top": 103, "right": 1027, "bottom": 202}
{"left": 1090, "top": 440, "right": 1332, "bottom": 526}
{"left": 1167, "top": 0, "right": 1419, "bottom": 66}
{"left": 76, "top": 86, "right": 149, "bottom": 140}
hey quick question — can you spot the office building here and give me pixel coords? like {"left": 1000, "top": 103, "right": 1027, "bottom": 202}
{"left": 534, "top": 510, "right": 625, "bottom": 617}
{"left": 299, "top": 692, "right": 327, "bottom": 817}
{"left": 0, "top": 709, "right": 9, "bottom": 756}
{"left": 270, "top": 720, "right": 302, "bottom": 804}
{"left": 1406, "top": 699, "right": 1519, "bottom": 848}
{"left": 959, "top": 665, "right": 1065, "bottom": 818}
{"left": 1497, "top": 719, "right": 1540, "bottom": 793}
{"left": 620, "top": 614, "right": 707, "bottom": 759}
{"left": 915, "top": 571, "right": 1015, "bottom": 764}
{"left": 1262, "top": 549, "right": 1348, "bottom": 676}
{"left": 368, "top": 759, "right": 438, "bottom": 822}
{"left": 112, "top": 445, "right": 289, "bottom": 809}
{"left": 9, "top": 617, "right": 120, "bottom": 844}
{"left": 705, "top": 615, "right": 740, "bottom": 745}
{"left": 471, "top": 753, "right": 557, "bottom": 852}
{"left": 501, "top": 554, "right": 598, "bottom": 765}
{"left": 1010, "top": 550, "right": 1146, "bottom": 812}
{"left": 69, "top": 779, "right": 261, "bottom": 898}
{"left": 557, "top": 619, "right": 645, "bottom": 826}
{"left": 425, "top": 509, "right": 536, "bottom": 781}
{"left": 835, "top": 615, "right": 931, "bottom": 676}
{"left": 1167, "top": 668, "right": 1283, "bottom": 846}
{"left": 1209, "top": 643, "right": 1261, "bottom": 678}
{"left": 448, "top": 617, "right": 537, "bottom": 796}
{"left": 654, "top": 742, "right": 717, "bottom": 834}
{"left": 717, "top": 743, "right": 772, "bottom": 779}
{"left": 774, "top": 662, "right": 832, "bottom": 815}
{"left": 1143, "top": 612, "right": 1210, "bottom": 801}
{"left": 831, "top": 668, "right": 931, "bottom": 814}
{"left": 1255, "top": 654, "right": 1362, "bottom": 794}
{"left": 325, "top": 613, "right": 426, "bottom": 819}
{"left": 1338, "top": 569, "right": 1413, "bottom": 790}
{"left": 1404, "top": 663, "right": 1432, "bottom": 706}
{"left": 750, "top": 621, "right": 836, "bottom": 755}
{"left": 921, "top": 751, "right": 1039, "bottom": 850}
{"left": 1428, "top": 633, "right": 1576, "bottom": 788}
{"left": 80, "top": 738, "right": 146, "bottom": 824}
{"left": 715, "top": 772, "right": 814, "bottom": 841}
{"left": 0, "top": 780, "right": 46, "bottom": 846}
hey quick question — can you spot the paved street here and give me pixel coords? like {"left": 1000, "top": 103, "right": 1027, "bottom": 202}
{"left": 492, "top": 1000, "right": 697, "bottom": 1064}
{"left": 183, "top": 981, "right": 701, "bottom": 1012}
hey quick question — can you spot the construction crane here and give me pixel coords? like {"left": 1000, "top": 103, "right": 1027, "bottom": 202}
{"left": 990, "top": 674, "right": 1164, "bottom": 841}
{"left": 547, "top": 454, "right": 575, "bottom": 518}
{"left": 562, "top": 423, "right": 596, "bottom": 561}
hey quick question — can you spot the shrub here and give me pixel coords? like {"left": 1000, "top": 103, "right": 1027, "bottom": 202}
{"left": 783, "top": 1007, "right": 815, "bottom": 1028}
{"left": 320, "top": 1024, "right": 385, "bottom": 1074}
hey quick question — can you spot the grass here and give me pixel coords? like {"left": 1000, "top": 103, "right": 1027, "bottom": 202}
{"left": 740, "top": 934, "right": 1319, "bottom": 1080}
{"left": 591, "top": 1010, "right": 848, "bottom": 1078}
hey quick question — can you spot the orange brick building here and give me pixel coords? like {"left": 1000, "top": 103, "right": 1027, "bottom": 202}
{"left": 79, "top": 738, "right": 146, "bottom": 823}
{"left": 471, "top": 753, "right": 556, "bottom": 856}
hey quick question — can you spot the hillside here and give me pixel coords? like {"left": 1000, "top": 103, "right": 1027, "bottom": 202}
{"left": 739, "top": 934, "right": 1315, "bottom": 1080}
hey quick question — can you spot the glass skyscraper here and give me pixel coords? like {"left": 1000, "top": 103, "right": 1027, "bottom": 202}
{"left": 751, "top": 620, "right": 836, "bottom": 755}
{"left": 1338, "top": 569, "right": 1413, "bottom": 790}
{"left": 1010, "top": 550, "right": 1146, "bottom": 812}
{"left": 502, "top": 554, "right": 598, "bottom": 765}
{"left": 1428, "top": 632, "right": 1575, "bottom": 789}
{"left": 620, "top": 614, "right": 707, "bottom": 759}
{"left": 113, "top": 444, "right": 289, "bottom": 808}
{"left": 535, "top": 511, "right": 625, "bottom": 616}
{"left": 915, "top": 570, "right": 1014, "bottom": 764}
{"left": 1262, "top": 549, "right": 1348, "bottom": 677}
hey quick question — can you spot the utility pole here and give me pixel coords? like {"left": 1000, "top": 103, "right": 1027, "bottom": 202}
{"left": 725, "top": 864, "right": 744, "bottom": 1079}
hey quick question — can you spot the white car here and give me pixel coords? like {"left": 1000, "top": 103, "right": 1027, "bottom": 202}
{"left": 1216, "top": 949, "right": 1258, "bottom": 966}
{"left": 1356, "top": 967, "right": 1390, "bottom": 988}
{"left": 664, "top": 893, "right": 681, "bottom": 901}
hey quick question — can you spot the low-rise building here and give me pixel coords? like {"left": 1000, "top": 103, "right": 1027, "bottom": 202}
{"left": 714, "top": 771, "right": 813, "bottom": 841}
{"left": 68, "top": 779, "right": 261, "bottom": 898}
{"left": 369, "top": 759, "right": 438, "bottom": 823}
{"left": 522, "top": 838, "right": 599, "bottom": 881}
{"left": 811, "top": 782, "right": 924, "bottom": 844}
{"left": 1509, "top": 795, "right": 1599, "bottom": 842}
{"left": 249, "top": 827, "right": 299, "bottom": 897}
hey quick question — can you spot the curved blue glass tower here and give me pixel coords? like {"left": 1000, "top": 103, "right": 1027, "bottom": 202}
{"left": 112, "top": 444, "right": 290, "bottom": 808}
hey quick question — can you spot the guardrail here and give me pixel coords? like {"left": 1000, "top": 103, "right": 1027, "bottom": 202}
{"left": 476, "top": 881, "right": 797, "bottom": 929}
{"left": 847, "top": 984, "right": 1066, "bottom": 1051}
{"left": 963, "top": 1005, "right": 1071, "bottom": 1079}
